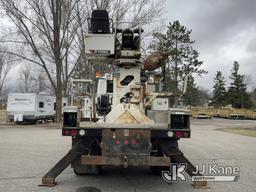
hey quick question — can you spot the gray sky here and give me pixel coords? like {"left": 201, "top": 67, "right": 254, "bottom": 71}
{"left": 3, "top": 0, "right": 256, "bottom": 93}
{"left": 167, "top": 0, "right": 256, "bottom": 91}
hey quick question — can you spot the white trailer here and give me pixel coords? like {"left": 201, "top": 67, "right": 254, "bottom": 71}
{"left": 7, "top": 93, "right": 68, "bottom": 123}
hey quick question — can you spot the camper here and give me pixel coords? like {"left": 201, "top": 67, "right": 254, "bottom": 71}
{"left": 7, "top": 93, "right": 67, "bottom": 123}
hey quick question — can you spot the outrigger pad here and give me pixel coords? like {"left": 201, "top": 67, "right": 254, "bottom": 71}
{"left": 192, "top": 181, "right": 209, "bottom": 189}
{"left": 159, "top": 140, "right": 208, "bottom": 189}
{"left": 172, "top": 154, "right": 209, "bottom": 189}
{"left": 39, "top": 177, "right": 57, "bottom": 187}
{"left": 39, "top": 141, "right": 86, "bottom": 187}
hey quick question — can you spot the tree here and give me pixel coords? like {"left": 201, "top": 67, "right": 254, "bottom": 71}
{"left": 211, "top": 71, "right": 227, "bottom": 108}
{"left": 250, "top": 88, "right": 256, "bottom": 109}
{"left": 34, "top": 71, "right": 49, "bottom": 93}
{"left": 0, "top": 46, "right": 17, "bottom": 107}
{"left": 182, "top": 75, "right": 201, "bottom": 107}
{"left": 19, "top": 64, "right": 34, "bottom": 93}
{"left": 0, "top": 0, "right": 83, "bottom": 123}
{"left": 0, "top": 48, "right": 12, "bottom": 96}
{"left": 0, "top": 0, "right": 165, "bottom": 122}
{"left": 227, "top": 61, "right": 252, "bottom": 108}
{"left": 198, "top": 88, "right": 210, "bottom": 107}
{"left": 150, "top": 20, "right": 206, "bottom": 106}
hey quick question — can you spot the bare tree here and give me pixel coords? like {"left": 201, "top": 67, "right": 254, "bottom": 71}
{"left": 19, "top": 64, "right": 34, "bottom": 93}
{"left": 18, "top": 64, "right": 51, "bottom": 93}
{"left": 80, "top": 0, "right": 165, "bottom": 25}
{"left": 35, "top": 72, "right": 48, "bottom": 93}
{"left": 0, "top": 0, "right": 83, "bottom": 123}
{"left": 32, "top": 68, "right": 52, "bottom": 93}
{"left": 0, "top": 48, "right": 12, "bottom": 96}
{"left": 0, "top": 0, "right": 165, "bottom": 122}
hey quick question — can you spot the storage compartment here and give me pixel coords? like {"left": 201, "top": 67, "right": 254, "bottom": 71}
{"left": 147, "top": 110, "right": 168, "bottom": 123}
{"left": 151, "top": 98, "right": 169, "bottom": 111}
{"left": 84, "top": 33, "right": 115, "bottom": 64}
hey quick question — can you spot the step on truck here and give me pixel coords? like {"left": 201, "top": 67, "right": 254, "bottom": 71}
{"left": 41, "top": 10, "right": 207, "bottom": 188}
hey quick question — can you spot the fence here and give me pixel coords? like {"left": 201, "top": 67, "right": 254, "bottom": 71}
{"left": 0, "top": 110, "right": 6, "bottom": 123}
{"left": 190, "top": 107, "right": 256, "bottom": 120}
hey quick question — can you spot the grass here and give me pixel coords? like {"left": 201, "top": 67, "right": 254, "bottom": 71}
{"left": 218, "top": 127, "right": 256, "bottom": 137}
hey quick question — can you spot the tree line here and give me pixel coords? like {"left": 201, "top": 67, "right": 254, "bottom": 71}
{"left": 182, "top": 61, "right": 256, "bottom": 109}
{"left": 211, "top": 61, "right": 254, "bottom": 109}
{"left": 150, "top": 20, "right": 255, "bottom": 109}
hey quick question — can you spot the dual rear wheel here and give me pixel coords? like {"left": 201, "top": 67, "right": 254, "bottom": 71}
{"left": 72, "top": 137, "right": 101, "bottom": 175}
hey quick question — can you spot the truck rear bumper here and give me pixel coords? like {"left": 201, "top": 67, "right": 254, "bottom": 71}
{"left": 62, "top": 127, "right": 191, "bottom": 139}
{"left": 79, "top": 122, "right": 169, "bottom": 129}
{"left": 81, "top": 155, "right": 170, "bottom": 167}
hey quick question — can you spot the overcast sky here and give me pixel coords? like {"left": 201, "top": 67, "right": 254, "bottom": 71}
{"left": 166, "top": 0, "right": 256, "bottom": 91}
{"left": 3, "top": 1, "right": 256, "bottom": 93}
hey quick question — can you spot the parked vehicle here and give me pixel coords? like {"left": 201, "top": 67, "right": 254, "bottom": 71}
{"left": 7, "top": 93, "right": 67, "bottom": 123}
{"left": 41, "top": 10, "right": 207, "bottom": 188}
{"left": 195, "top": 113, "right": 212, "bottom": 119}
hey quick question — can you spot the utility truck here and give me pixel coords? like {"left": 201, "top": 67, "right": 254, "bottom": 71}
{"left": 41, "top": 10, "right": 207, "bottom": 188}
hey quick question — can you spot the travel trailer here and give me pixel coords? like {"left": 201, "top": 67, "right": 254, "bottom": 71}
{"left": 7, "top": 93, "right": 67, "bottom": 123}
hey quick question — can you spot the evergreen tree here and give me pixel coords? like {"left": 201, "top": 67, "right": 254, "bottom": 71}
{"left": 150, "top": 20, "right": 206, "bottom": 106}
{"left": 182, "top": 75, "right": 201, "bottom": 107}
{"left": 211, "top": 71, "right": 227, "bottom": 108}
{"left": 227, "top": 61, "right": 251, "bottom": 108}
{"left": 250, "top": 88, "right": 256, "bottom": 109}
{"left": 198, "top": 88, "right": 210, "bottom": 107}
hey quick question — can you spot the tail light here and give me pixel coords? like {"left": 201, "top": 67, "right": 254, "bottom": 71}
{"left": 62, "top": 129, "right": 78, "bottom": 136}
{"left": 174, "top": 131, "right": 190, "bottom": 138}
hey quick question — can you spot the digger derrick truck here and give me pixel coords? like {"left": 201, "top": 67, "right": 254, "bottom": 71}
{"left": 41, "top": 10, "right": 207, "bottom": 188}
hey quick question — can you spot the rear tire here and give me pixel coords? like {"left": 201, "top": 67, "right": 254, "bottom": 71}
{"left": 150, "top": 165, "right": 170, "bottom": 175}
{"left": 150, "top": 138, "right": 178, "bottom": 175}
{"left": 74, "top": 165, "right": 101, "bottom": 175}
{"left": 72, "top": 137, "right": 101, "bottom": 175}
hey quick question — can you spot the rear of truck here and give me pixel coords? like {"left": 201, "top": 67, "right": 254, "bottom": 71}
{"left": 41, "top": 9, "right": 207, "bottom": 188}
{"left": 61, "top": 9, "right": 191, "bottom": 174}
{"left": 62, "top": 107, "right": 191, "bottom": 174}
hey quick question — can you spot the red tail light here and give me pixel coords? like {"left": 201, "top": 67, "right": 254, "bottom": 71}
{"left": 174, "top": 131, "right": 190, "bottom": 138}
{"left": 175, "top": 131, "right": 182, "bottom": 138}
{"left": 63, "top": 130, "right": 70, "bottom": 135}
{"left": 183, "top": 131, "right": 190, "bottom": 138}
{"left": 70, "top": 129, "right": 78, "bottom": 136}
{"left": 124, "top": 139, "right": 129, "bottom": 145}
